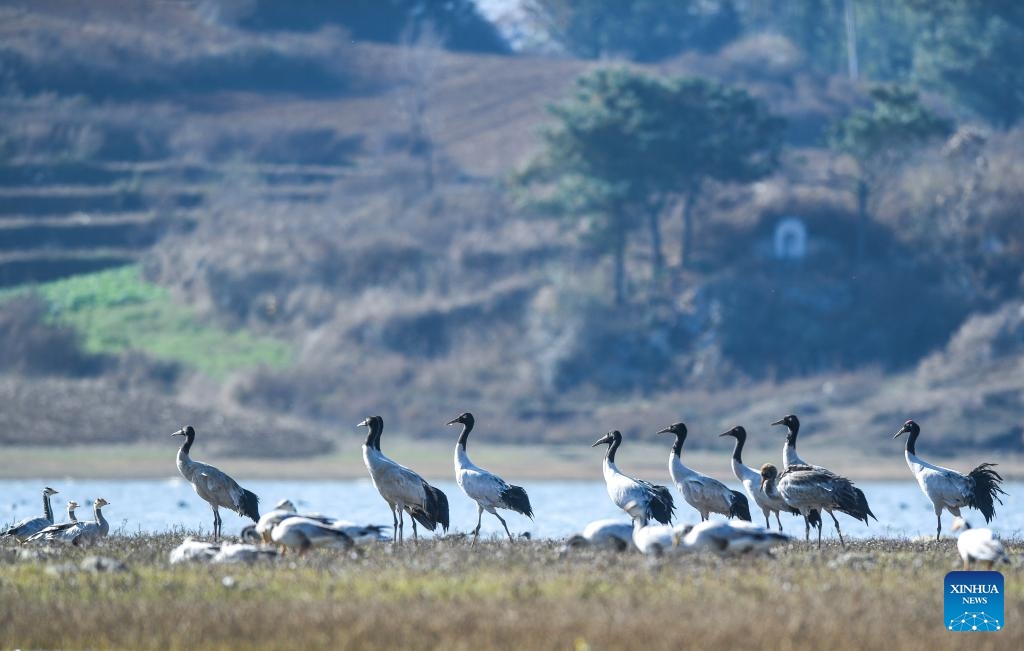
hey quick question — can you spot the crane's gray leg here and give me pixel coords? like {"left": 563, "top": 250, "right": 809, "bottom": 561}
{"left": 817, "top": 517, "right": 823, "bottom": 549}
{"left": 829, "top": 512, "right": 845, "bottom": 547}
{"left": 763, "top": 510, "right": 771, "bottom": 529}
{"left": 804, "top": 515, "right": 810, "bottom": 541}
{"left": 775, "top": 512, "right": 783, "bottom": 532}
{"left": 397, "top": 509, "right": 404, "bottom": 545}
{"left": 391, "top": 507, "right": 398, "bottom": 543}
{"left": 210, "top": 505, "right": 220, "bottom": 540}
{"left": 472, "top": 505, "right": 484, "bottom": 543}
{"left": 935, "top": 510, "right": 942, "bottom": 542}
{"left": 494, "top": 512, "right": 513, "bottom": 542}
{"left": 411, "top": 518, "right": 419, "bottom": 542}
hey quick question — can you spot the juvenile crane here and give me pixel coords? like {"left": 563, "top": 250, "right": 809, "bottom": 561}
{"left": 773, "top": 414, "right": 876, "bottom": 531}
{"left": 593, "top": 430, "right": 674, "bottom": 526}
{"left": 893, "top": 419, "right": 1006, "bottom": 540}
{"left": 449, "top": 412, "right": 533, "bottom": 542}
{"left": 172, "top": 425, "right": 260, "bottom": 540}
{"left": 951, "top": 518, "right": 1010, "bottom": 571}
{"left": 719, "top": 426, "right": 820, "bottom": 533}
{"left": 760, "top": 463, "right": 869, "bottom": 547}
{"left": 658, "top": 422, "right": 750, "bottom": 522}
{"left": 359, "top": 415, "right": 449, "bottom": 543}
{"left": 1, "top": 486, "right": 59, "bottom": 542}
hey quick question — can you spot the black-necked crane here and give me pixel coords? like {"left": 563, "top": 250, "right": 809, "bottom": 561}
{"left": 677, "top": 519, "right": 789, "bottom": 555}
{"left": 359, "top": 415, "right": 449, "bottom": 544}
{"left": 631, "top": 519, "right": 687, "bottom": 556}
{"left": 449, "top": 412, "right": 533, "bottom": 542}
{"left": 26, "top": 500, "right": 79, "bottom": 544}
{"left": 63, "top": 498, "right": 110, "bottom": 546}
{"left": 565, "top": 519, "right": 635, "bottom": 552}
{"left": 256, "top": 497, "right": 386, "bottom": 545}
{"left": 760, "top": 463, "right": 868, "bottom": 548}
{"left": 773, "top": 414, "right": 876, "bottom": 532}
{"left": 951, "top": 518, "right": 1009, "bottom": 571}
{"left": 658, "top": 422, "right": 750, "bottom": 522}
{"left": 719, "top": 426, "right": 821, "bottom": 534}
{"left": 1, "top": 486, "right": 58, "bottom": 542}
{"left": 172, "top": 425, "right": 261, "bottom": 540}
{"left": 592, "top": 430, "right": 674, "bottom": 526}
{"left": 893, "top": 419, "right": 1006, "bottom": 540}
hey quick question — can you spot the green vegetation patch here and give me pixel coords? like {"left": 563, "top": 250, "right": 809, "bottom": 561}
{"left": 5, "top": 265, "right": 292, "bottom": 378}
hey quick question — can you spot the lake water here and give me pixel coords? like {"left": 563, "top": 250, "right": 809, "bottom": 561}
{"left": 2, "top": 479, "right": 1021, "bottom": 541}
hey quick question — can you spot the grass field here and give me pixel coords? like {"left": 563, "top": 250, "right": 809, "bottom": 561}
{"left": 2, "top": 265, "right": 293, "bottom": 378}
{"left": 0, "top": 534, "right": 1019, "bottom": 650}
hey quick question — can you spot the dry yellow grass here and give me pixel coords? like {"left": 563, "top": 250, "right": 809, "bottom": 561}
{"left": 0, "top": 535, "right": 1020, "bottom": 650}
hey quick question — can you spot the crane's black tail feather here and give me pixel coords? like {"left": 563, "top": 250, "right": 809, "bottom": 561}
{"left": 645, "top": 483, "right": 676, "bottom": 525}
{"left": 969, "top": 463, "right": 1006, "bottom": 523}
{"left": 414, "top": 482, "right": 450, "bottom": 533}
{"left": 729, "top": 490, "right": 752, "bottom": 521}
{"left": 834, "top": 481, "right": 873, "bottom": 524}
{"left": 501, "top": 485, "right": 534, "bottom": 519}
{"left": 238, "top": 489, "right": 260, "bottom": 522}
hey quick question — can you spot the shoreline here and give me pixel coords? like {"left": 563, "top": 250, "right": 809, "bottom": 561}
{"left": 3, "top": 442, "right": 1023, "bottom": 481}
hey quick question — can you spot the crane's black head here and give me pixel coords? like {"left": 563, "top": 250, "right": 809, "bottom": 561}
{"left": 357, "top": 416, "right": 384, "bottom": 449}
{"left": 892, "top": 419, "right": 920, "bottom": 439}
{"left": 43, "top": 486, "right": 59, "bottom": 496}
{"left": 771, "top": 414, "right": 799, "bottom": 432}
{"left": 719, "top": 425, "right": 746, "bottom": 440}
{"left": 657, "top": 422, "right": 687, "bottom": 437}
{"left": 357, "top": 416, "right": 383, "bottom": 430}
{"left": 446, "top": 412, "right": 474, "bottom": 427}
{"left": 591, "top": 430, "right": 621, "bottom": 448}
{"left": 171, "top": 425, "right": 195, "bottom": 439}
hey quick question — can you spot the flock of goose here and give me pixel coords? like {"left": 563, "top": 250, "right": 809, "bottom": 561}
{"left": 0, "top": 415, "right": 1012, "bottom": 570}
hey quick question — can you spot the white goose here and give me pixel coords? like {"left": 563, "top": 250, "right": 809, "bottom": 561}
{"left": 172, "top": 425, "right": 260, "bottom": 540}
{"left": 593, "top": 430, "right": 675, "bottom": 526}
{"left": 565, "top": 519, "right": 635, "bottom": 552}
{"left": 951, "top": 518, "right": 1010, "bottom": 571}
{"left": 658, "top": 422, "right": 750, "bottom": 522}
{"left": 1, "top": 486, "right": 59, "bottom": 542}
{"left": 449, "top": 412, "right": 533, "bottom": 542}
{"left": 359, "top": 415, "right": 449, "bottom": 543}
{"left": 678, "top": 519, "right": 790, "bottom": 555}
{"left": 270, "top": 517, "right": 354, "bottom": 555}
{"left": 893, "top": 420, "right": 1006, "bottom": 540}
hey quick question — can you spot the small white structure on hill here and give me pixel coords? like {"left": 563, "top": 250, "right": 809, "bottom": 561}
{"left": 773, "top": 217, "right": 807, "bottom": 260}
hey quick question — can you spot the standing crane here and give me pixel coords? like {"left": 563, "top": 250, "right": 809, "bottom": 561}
{"left": 773, "top": 414, "right": 876, "bottom": 532}
{"left": 658, "top": 422, "right": 750, "bottom": 522}
{"left": 719, "top": 426, "right": 820, "bottom": 533}
{"left": 893, "top": 419, "right": 1006, "bottom": 540}
{"left": 760, "top": 463, "right": 868, "bottom": 547}
{"left": 448, "top": 412, "right": 533, "bottom": 542}
{"left": 172, "top": 425, "right": 260, "bottom": 540}
{"left": 1, "top": 486, "right": 59, "bottom": 542}
{"left": 359, "top": 415, "right": 449, "bottom": 544}
{"left": 592, "top": 430, "right": 674, "bottom": 526}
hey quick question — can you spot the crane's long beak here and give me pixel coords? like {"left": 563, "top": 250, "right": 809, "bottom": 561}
{"left": 446, "top": 418, "right": 460, "bottom": 426}
{"left": 656, "top": 427, "right": 673, "bottom": 435}
{"left": 770, "top": 419, "right": 784, "bottom": 427}
{"left": 591, "top": 437, "right": 608, "bottom": 447}
{"left": 171, "top": 427, "right": 185, "bottom": 437}
{"left": 356, "top": 418, "right": 370, "bottom": 428}
{"left": 718, "top": 431, "right": 731, "bottom": 437}
{"left": 892, "top": 428, "right": 905, "bottom": 439}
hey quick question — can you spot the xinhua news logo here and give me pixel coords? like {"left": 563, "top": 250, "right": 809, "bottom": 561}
{"left": 944, "top": 571, "right": 1004, "bottom": 632}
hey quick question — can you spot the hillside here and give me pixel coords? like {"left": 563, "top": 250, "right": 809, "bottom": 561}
{"left": 0, "top": 1, "right": 1021, "bottom": 469}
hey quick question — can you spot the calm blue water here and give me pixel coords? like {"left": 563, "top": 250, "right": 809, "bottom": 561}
{"left": 1, "top": 479, "right": 1021, "bottom": 540}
